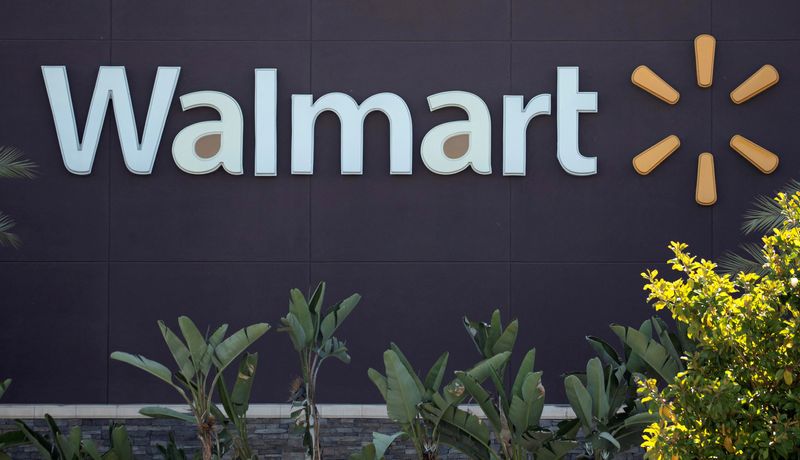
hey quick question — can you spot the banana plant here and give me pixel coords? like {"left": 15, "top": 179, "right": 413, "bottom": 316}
{"left": 456, "top": 310, "right": 577, "bottom": 459}
{"left": 363, "top": 343, "right": 512, "bottom": 459}
{"left": 1, "top": 415, "right": 134, "bottom": 460}
{"left": 455, "top": 352, "right": 576, "bottom": 460}
{"left": 361, "top": 310, "right": 576, "bottom": 460}
{"left": 586, "top": 317, "right": 693, "bottom": 388}
{"left": 564, "top": 358, "right": 656, "bottom": 460}
{"left": 110, "top": 316, "right": 269, "bottom": 460}
{"left": 279, "top": 282, "right": 361, "bottom": 460}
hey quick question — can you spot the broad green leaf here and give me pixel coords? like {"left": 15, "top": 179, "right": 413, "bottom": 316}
{"left": 371, "top": 431, "right": 404, "bottom": 458}
{"left": 230, "top": 352, "right": 258, "bottom": 412}
{"left": 491, "top": 319, "right": 518, "bottom": 355}
{"left": 320, "top": 293, "right": 360, "bottom": 342}
{"left": 289, "top": 288, "right": 315, "bottom": 346}
{"left": 507, "top": 394, "right": 530, "bottom": 434}
{"left": 198, "top": 343, "right": 216, "bottom": 375}
{"left": 463, "top": 316, "right": 488, "bottom": 357}
{"left": 383, "top": 350, "right": 422, "bottom": 424}
{"left": 537, "top": 439, "right": 578, "bottom": 460}
{"left": 56, "top": 426, "right": 80, "bottom": 459}
{"left": 348, "top": 443, "right": 377, "bottom": 460}
{"left": 564, "top": 375, "right": 593, "bottom": 429}
{"left": 110, "top": 352, "right": 174, "bottom": 386}
{"left": 487, "top": 310, "right": 502, "bottom": 355}
{"left": 422, "top": 395, "right": 491, "bottom": 460}
{"left": 388, "top": 343, "right": 426, "bottom": 395}
{"left": 0, "top": 378, "right": 10, "bottom": 400}
{"left": 518, "top": 429, "right": 553, "bottom": 451}
{"left": 159, "top": 321, "right": 195, "bottom": 381}
{"left": 555, "top": 417, "right": 581, "bottom": 439}
{"left": 611, "top": 324, "right": 679, "bottom": 382}
{"left": 0, "top": 429, "right": 27, "bottom": 449}
{"left": 464, "top": 351, "right": 511, "bottom": 382}
{"left": 208, "top": 324, "right": 229, "bottom": 349}
{"left": 16, "top": 419, "right": 53, "bottom": 459}
{"left": 521, "top": 371, "right": 545, "bottom": 424}
{"left": 320, "top": 337, "right": 351, "bottom": 363}
{"left": 511, "top": 349, "right": 536, "bottom": 398}
{"left": 281, "top": 314, "right": 307, "bottom": 352}
{"left": 139, "top": 406, "right": 195, "bottom": 423}
{"left": 109, "top": 423, "right": 133, "bottom": 460}
{"left": 82, "top": 439, "right": 102, "bottom": 460}
{"left": 585, "top": 357, "right": 609, "bottom": 420}
{"left": 586, "top": 336, "right": 621, "bottom": 366}
{"left": 598, "top": 431, "right": 620, "bottom": 450}
{"left": 214, "top": 323, "right": 270, "bottom": 372}
{"left": 638, "top": 319, "right": 653, "bottom": 339}
{"left": 307, "top": 282, "right": 326, "bottom": 316}
{"left": 606, "top": 372, "right": 629, "bottom": 420}
{"left": 650, "top": 317, "right": 685, "bottom": 369}
{"left": 218, "top": 377, "right": 241, "bottom": 428}
{"left": 621, "top": 411, "right": 658, "bottom": 428}
{"left": 444, "top": 351, "right": 511, "bottom": 404}
{"left": 367, "top": 368, "right": 388, "bottom": 400}
{"left": 455, "top": 371, "right": 501, "bottom": 432}
{"left": 177, "top": 316, "right": 209, "bottom": 373}
{"left": 509, "top": 372, "right": 545, "bottom": 433}
{"left": 423, "top": 352, "right": 449, "bottom": 392}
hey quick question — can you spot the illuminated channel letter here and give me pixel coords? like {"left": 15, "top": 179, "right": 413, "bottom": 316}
{"left": 557, "top": 67, "right": 598, "bottom": 176}
{"left": 41, "top": 65, "right": 180, "bottom": 175}
{"left": 502, "top": 94, "right": 551, "bottom": 176}
{"left": 254, "top": 69, "right": 277, "bottom": 176}
{"left": 421, "top": 91, "right": 491, "bottom": 175}
{"left": 291, "top": 93, "right": 412, "bottom": 175}
{"left": 171, "top": 91, "right": 244, "bottom": 175}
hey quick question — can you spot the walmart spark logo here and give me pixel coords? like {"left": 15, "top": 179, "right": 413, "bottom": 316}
{"left": 630, "top": 34, "right": 780, "bottom": 206}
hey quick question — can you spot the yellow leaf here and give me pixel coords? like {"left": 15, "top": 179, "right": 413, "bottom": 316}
{"left": 724, "top": 436, "right": 735, "bottom": 453}
{"left": 784, "top": 369, "right": 793, "bottom": 385}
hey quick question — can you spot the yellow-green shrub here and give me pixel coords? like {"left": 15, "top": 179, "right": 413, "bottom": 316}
{"left": 638, "top": 192, "right": 800, "bottom": 459}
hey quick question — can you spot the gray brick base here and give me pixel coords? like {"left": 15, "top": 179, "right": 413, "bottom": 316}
{"left": 0, "top": 418, "right": 643, "bottom": 459}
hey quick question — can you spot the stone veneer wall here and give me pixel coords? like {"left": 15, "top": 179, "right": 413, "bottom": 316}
{"left": 0, "top": 417, "right": 644, "bottom": 459}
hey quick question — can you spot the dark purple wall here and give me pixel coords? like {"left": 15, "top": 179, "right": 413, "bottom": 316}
{"left": 1, "top": 0, "right": 798, "bottom": 404}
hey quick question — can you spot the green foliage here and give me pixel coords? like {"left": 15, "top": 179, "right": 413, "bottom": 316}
{"left": 587, "top": 317, "right": 693, "bottom": 389}
{"left": 110, "top": 316, "right": 269, "bottom": 460}
{"left": 564, "top": 358, "right": 656, "bottom": 460}
{"left": 639, "top": 192, "right": 800, "bottom": 459}
{"left": 718, "top": 241, "right": 769, "bottom": 276}
{"left": 0, "top": 146, "right": 36, "bottom": 248}
{"left": 0, "top": 146, "right": 37, "bottom": 179}
{"left": 458, "top": 310, "right": 576, "bottom": 460}
{"left": 0, "top": 378, "right": 9, "bottom": 400}
{"left": 365, "top": 343, "right": 499, "bottom": 459}
{"left": 0, "top": 212, "right": 21, "bottom": 249}
{"left": 741, "top": 179, "right": 800, "bottom": 235}
{"left": 574, "top": 317, "right": 694, "bottom": 459}
{"left": 0, "top": 415, "right": 134, "bottom": 460}
{"left": 279, "top": 282, "right": 361, "bottom": 460}
{"left": 361, "top": 309, "right": 576, "bottom": 460}
{"left": 155, "top": 432, "right": 190, "bottom": 460}
{"left": 718, "top": 178, "right": 800, "bottom": 275}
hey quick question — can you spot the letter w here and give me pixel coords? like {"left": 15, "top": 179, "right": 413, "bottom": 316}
{"left": 41, "top": 66, "right": 180, "bottom": 175}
